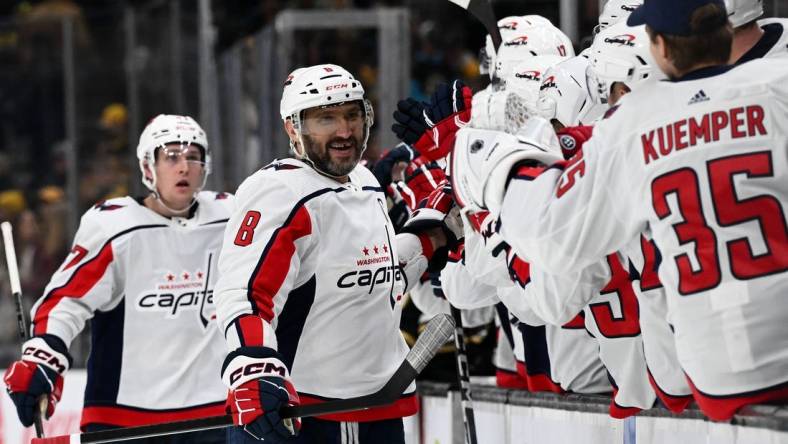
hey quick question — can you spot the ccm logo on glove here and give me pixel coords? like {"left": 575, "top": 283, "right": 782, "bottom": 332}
{"left": 229, "top": 361, "right": 287, "bottom": 385}
{"left": 22, "top": 345, "right": 67, "bottom": 374}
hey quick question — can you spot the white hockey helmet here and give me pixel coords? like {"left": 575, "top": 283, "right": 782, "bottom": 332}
{"left": 595, "top": 0, "right": 644, "bottom": 34}
{"left": 505, "top": 55, "right": 566, "bottom": 106}
{"left": 725, "top": 0, "right": 763, "bottom": 27}
{"left": 493, "top": 27, "right": 575, "bottom": 80}
{"left": 471, "top": 55, "right": 563, "bottom": 134}
{"left": 537, "top": 56, "right": 607, "bottom": 127}
{"left": 586, "top": 21, "right": 662, "bottom": 104}
{"left": 136, "top": 114, "right": 210, "bottom": 193}
{"left": 484, "top": 17, "right": 574, "bottom": 80}
{"left": 280, "top": 64, "right": 373, "bottom": 156}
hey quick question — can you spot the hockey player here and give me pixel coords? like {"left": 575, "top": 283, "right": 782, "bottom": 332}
{"left": 215, "top": 64, "right": 446, "bottom": 444}
{"left": 727, "top": 0, "right": 788, "bottom": 63}
{"left": 3, "top": 115, "right": 232, "bottom": 442}
{"left": 595, "top": 0, "right": 644, "bottom": 34}
{"left": 449, "top": 0, "right": 788, "bottom": 421}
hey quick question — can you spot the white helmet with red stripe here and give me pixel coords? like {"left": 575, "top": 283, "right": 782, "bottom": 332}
{"left": 586, "top": 21, "right": 662, "bottom": 104}
{"left": 492, "top": 26, "right": 575, "bottom": 80}
{"left": 279, "top": 64, "right": 374, "bottom": 159}
{"left": 136, "top": 114, "right": 210, "bottom": 194}
{"left": 537, "top": 56, "right": 607, "bottom": 127}
{"left": 725, "top": 0, "right": 764, "bottom": 27}
{"left": 596, "top": 0, "right": 644, "bottom": 34}
{"left": 482, "top": 16, "right": 574, "bottom": 79}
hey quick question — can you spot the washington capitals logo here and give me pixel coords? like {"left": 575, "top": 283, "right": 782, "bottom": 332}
{"left": 93, "top": 201, "right": 125, "bottom": 211}
{"left": 540, "top": 76, "right": 557, "bottom": 91}
{"left": 516, "top": 70, "right": 541, "bottom": 81}
{"left": 504, "top": 36, "right": 529, "bottom": 47}
{"left": 136, "top": 253, "right": 215, "bottom": 329}
{"left": 500, "top": 21, "right": 519, "bottom": 31}
{"left": 604, "top": 34, "right": 636, "bottom": 46}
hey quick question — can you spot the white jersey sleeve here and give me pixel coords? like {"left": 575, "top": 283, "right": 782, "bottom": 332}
{"left": 622, "top": 235, "right": 692, "bottom": 413}
{"left": 439, "top": 241, "right": 500, "bottom": 310}
{"left": 215, "top": 171, "right": 316, "bottom": 351}
{"left": 31, "top": 207, "right": 121, "bottom": 346}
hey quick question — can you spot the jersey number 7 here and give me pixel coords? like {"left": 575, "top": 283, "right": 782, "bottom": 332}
{"left": 651, "top": 151, "right": 788, "bottom": 295}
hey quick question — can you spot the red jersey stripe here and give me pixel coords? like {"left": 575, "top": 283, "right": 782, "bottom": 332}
{"left": 647, "top": 369, "right": 692, "bottom": 414}
{"left": 34, "top": 243, "right": 114, "bottom": 335}
{"left": 686, "top": 375, "right": 788, "bottom": 421}
{"left": 80, "top": 402, "right": 225, "bottom": 430}
{"left": 250, "top": 206, "right": 312, "bottom": 321}
{"left": 298, "top": 392, "right": 418, "bottom": 422}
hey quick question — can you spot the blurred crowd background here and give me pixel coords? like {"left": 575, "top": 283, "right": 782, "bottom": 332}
{"left": 0, "top": 0, "right": 783, "bottom": 372}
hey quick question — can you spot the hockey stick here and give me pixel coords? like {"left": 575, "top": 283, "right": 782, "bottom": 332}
{"left": 1, "top": 221, "right": 46, "bottom": 438}
{"left": 33, "top": 313, "right": 456, "bottom": 444}
{"left": 450, "top": 305, "right": 478, "bottom": 444}
{"left": 447, "top": 0, "right": 502, "bottom": 52}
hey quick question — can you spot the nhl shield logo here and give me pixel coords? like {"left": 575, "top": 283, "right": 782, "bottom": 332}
{"left": 560, "top": 135, "right": 576, "bottom": 150}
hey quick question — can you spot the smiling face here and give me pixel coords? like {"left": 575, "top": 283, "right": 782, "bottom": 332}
{"left": 290, "top": 101, "right": 366, "bottom": 179}
{"left": 146, "top": 143, "right": 205, "bottom": 212}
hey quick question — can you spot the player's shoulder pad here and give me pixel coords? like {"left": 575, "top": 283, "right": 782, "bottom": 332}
{"left": 235, "top": 159, "right": 306, "bottom": 205}
{"left": 195, "top": 190, "right": 236, "bottom": 222}
{"left": 78, "top": 196, "right": 153, "bottom": 244}
{"left": 351, "top": 162, "right": 383, "bottom": 189}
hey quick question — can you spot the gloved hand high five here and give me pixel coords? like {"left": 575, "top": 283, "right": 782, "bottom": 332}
{"left": 403, "top": 180, "right": 463, "bottom": 248}
{"left": 450, "top": 117, "right": 563, "bottom": 215}
{"left": 392, "top": 80, "right": 473, "bottom": 161}
{"left": 222, "top": 347, "right": 301, "bottom": 442}
{"left": 3, "top": 335, "right": 72, "bottom": 427}
{"left": 372, "top": 142, "right": 421, "bottom": 191}
{"left": 391, "top": 162, "right": 447, "bottom": 211}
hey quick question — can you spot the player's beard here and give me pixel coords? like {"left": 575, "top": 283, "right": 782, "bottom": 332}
{"left": 302, "top": 133, "right": 363, "bottom": 177}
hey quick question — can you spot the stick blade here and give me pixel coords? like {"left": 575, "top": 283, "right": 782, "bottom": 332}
{"left": 447, "top": 0, "right": 502, "bottom": 51}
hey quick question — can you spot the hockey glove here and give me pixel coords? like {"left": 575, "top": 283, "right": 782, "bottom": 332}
{"left": 468, "top": 211, "right": 509, "bottom": 258}
{"left": 556, "top": 125, "right": 594, "bottom": 160}
{"left": 392, "top": 80, "right": 473, "bottom": 161}
{"left": 222, "top": 347, "right": 301, "bottom": 442}
{"left": 371, "top": 142, "right": 421, "bottom": 191}
{"left": 4, "top": 335, "right": 71, "bottom": 427}
{"left": 391, "top": 162, "right": 447, "bottom": 212}
{"left": 450, "top": 117, "right": 563, "bottom": 215}
{"left": 402, "top": 180, "right": 463, "bottom": 248}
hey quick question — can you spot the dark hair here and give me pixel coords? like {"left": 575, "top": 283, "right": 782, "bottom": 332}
{"left": 646, "top": 3, "right": 732, "bottom": 73}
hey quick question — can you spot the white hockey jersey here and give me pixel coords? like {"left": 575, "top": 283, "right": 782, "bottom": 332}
{"left": 31, "top": 192, "right": 233, "bottom": 429}
{"left": 214, "top": 158, "right": 417, "bottom": 422}
{"left": 500, "top": 59, "right": 788, "bottom": 420}
{"left": 622, "top": 235, "right": 693, "bottom": 413}
{"left": 440, "top": 238, "right": 609, "bottom": 396}
{"left": 737, "top": 18, "right": 788, "bottom": 64}
{"left": 454, "top": 225, "right": 654, "bottom": 414}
